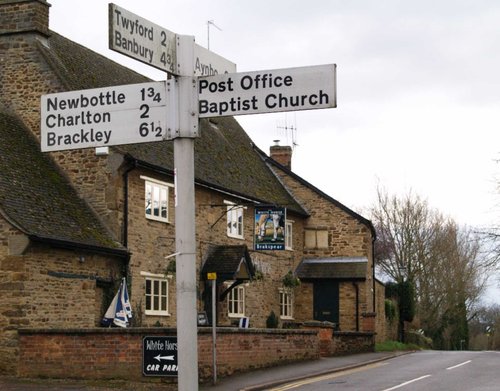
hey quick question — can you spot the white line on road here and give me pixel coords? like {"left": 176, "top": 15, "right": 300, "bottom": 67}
{"left": 380, "top": 375, "right": 431, "bottom": 391}
{"left": 266, "top": 362, "right": 387, "bottom": 391}
{"left": 446, "top": 360, "right": 471, "bottom": 370}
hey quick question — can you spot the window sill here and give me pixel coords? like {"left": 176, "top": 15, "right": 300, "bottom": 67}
{"left": 145, "top": 312, "right": 171, "bottom": 317}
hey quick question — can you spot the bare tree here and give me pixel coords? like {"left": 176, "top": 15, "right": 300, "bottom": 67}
{"left": 371, "top": 187, "right": 493, "bottom": 348}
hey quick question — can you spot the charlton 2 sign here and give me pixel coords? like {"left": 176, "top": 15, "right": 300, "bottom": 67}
{"left": 40, "top": 82, "right": 167, "bottom": 152}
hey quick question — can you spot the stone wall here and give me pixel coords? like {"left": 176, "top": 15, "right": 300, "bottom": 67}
{"left": 0, "top": 217, "right": 124, "bottom": 374}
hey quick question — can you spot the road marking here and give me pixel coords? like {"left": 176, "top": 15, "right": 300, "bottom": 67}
{"left": 380, "top": 375, "right": 431, "bottom": 391}
{"left": 446, "top": 360, "right": 471, "bottom": 370}
{"left": 267, "top": 362, "right": 387, "bottom": 390}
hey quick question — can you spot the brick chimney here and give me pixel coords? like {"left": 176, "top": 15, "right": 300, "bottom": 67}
{"left": 0, "top": 0, "right": 50, "bottom": 38}
{"left": 270, "top": 140, "right": 293, "bottom": 170}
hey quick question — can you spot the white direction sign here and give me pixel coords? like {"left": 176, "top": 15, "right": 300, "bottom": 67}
{"left": 194, "top": 44, "right": 236, "bottom": 76}
{"left": 198, "top": 64, "right": 336, "bottom": 118}
{"left": 40, "top": 82, "right": 167, "bottom": 152}
{"left": 109, "top": 3, "right": 177, "bottom": 74}
{"left": 109, "top": 3, "right": 235, "bottom": 77}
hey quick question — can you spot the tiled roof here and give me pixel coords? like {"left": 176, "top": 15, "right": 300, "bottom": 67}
{"left": 296, "top": 257, "right": 368, "bottom": 280}
{"left": 201, "top": 245, "right": 255, "bottom": 282}
{"left": 0, "top": 111, "right": 126, "bottom": 254}
{"left": 40, "top": 32, "right": 306, "bottom": 215}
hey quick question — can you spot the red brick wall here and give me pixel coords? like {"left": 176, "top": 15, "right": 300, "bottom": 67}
{"left": 18, "top": 328, "right": 320, "bottom": 382}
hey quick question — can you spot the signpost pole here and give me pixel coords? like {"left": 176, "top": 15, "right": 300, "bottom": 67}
{"left": 174, "top": 34, "right": 199, "bottom": 390}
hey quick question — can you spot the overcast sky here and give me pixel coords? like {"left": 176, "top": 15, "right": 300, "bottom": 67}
{"left": 48, "top": 1, "right": 500, "bottom": 300}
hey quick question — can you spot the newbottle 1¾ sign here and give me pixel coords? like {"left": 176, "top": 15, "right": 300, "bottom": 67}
{"left": 40, "top": 82, "right": 167, "bottom": 152}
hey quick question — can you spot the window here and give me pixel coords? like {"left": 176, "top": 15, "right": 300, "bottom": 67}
{"left": 305, "top": 229, "right": 329, "bottom": 249}
{"left": 145, "top": 276, "right": 169, "bottom": 315}
{"left": 279, "top": 288, "right": 294, "bottom": 319}
{"left": 143, "top": 177, "right": 171, "bottom": 223}
{"left": 225, "top": 201, "right": 244, "bottom": 239}
{"left": 285, "top": 220, "right": 293, "bottom": 250}
{"left": 228, "top": 285, "right": 245, "bottom": 317}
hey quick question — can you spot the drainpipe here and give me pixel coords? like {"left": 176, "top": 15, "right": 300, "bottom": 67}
{"left": 372, "top": 236, "right": 376, "bottom": 311}
{"left": 353, "top": 282, "right": 359, "bottom": 332}
{"left": 122, "top": 160, "right": 136, "bottom": 248}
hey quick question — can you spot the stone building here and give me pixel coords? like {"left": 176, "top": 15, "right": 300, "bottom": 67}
{"left": 0, "top": 0, "right": 384, "bottom": 376}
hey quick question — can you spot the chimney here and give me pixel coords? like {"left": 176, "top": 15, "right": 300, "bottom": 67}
{"left": 270, "top": 140, "right": 293, "bottom": 170}
{"left": 0, "top": 0, "right": 50, "bottom": 38}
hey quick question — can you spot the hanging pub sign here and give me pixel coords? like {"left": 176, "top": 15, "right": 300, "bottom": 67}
{"left": 254, "top": 206, "right": 286, "bottom": 250}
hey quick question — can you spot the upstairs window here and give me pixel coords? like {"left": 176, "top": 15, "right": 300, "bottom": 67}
{"left": 143, "top": 176, "right": 171, "bottom": 223}
{"left": 225, "top": 201, "right": 244, "bottom": 239}
{"left": 305, "top": 229, "right": 329, "bottom": 249}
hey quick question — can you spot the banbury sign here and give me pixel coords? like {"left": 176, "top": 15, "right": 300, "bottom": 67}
{"left": 109, "top": 3, "right": 236, "bottom": 76}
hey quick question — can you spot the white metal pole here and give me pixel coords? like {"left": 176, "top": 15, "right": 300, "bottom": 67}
{"left": 175, "top": 137, "right": 198, "bottom": 389}
{"left": 175, "top": 34, "right": 199, "bottom": 390}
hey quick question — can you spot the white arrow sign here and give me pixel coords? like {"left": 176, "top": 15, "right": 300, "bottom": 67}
{"left": 40, "top": 81, "right": 167, "bottom": 152}
{"left": 154, "top": 354, "right": 175, "bottom": 362}
{"left": 198, "top": 64, "right": 336, "bottom": 118}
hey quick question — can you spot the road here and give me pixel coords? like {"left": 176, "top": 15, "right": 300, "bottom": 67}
{"left": 266, "top": 350, "right": 500, "bottom": 391}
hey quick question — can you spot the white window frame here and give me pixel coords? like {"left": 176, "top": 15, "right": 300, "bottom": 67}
{"left": 225, "top": 200, "right": 244, "bottom": 239}
{"left": 141, "top": 272, "right": 170, "bottom": 316}
{"left": 279, "top": 288, "right": 294, "bottom": 319}
{"left": 285, "top": 220, "right": 294, "bottom": 250}
{"left": 142, "top": 176, "right": 173, "bottom": 223}
{"left": 227, "top": 284, "right": 245, "bottom": 317}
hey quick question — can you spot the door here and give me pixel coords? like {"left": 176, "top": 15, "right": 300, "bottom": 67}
{"left": 313, "top": 280, "right": 339, "bottom": 324}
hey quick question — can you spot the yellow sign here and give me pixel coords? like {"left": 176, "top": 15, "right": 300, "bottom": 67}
{"left": 207, "top": 272, "right": 217, "bottom": 280}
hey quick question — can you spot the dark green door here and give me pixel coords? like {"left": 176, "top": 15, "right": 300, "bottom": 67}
{"left": 313, "top": 280, "right": 339, "bottom": 324}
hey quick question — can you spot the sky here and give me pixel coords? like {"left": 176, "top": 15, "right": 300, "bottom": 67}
{"left": 48, "top": 0, "right": 500, "bottom": 302}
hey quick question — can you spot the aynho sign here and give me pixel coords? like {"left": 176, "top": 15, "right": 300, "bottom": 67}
{"left": 198, "top": 64, "right": 336, "bottom": 118}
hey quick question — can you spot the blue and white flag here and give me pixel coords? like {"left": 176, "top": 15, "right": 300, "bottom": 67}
{"left": 101, "top": 278, "right": 132, "bottom": 328}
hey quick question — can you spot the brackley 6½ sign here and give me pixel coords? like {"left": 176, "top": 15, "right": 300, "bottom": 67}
{"left": 40, "top": 82, "right": 167, "bottom": 152}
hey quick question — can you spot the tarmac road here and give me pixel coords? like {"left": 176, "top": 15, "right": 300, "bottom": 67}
{"left": 0, "top": 351, "right": 407, "bottom": 391}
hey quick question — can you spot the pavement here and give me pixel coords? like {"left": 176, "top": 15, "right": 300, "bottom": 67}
{"left": 0, "top": 351, "right": 409, "bottom": 391}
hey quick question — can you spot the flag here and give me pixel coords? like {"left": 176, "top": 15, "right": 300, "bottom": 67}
{"left": 101, "top": 278, "right": 132, "bottom": 327}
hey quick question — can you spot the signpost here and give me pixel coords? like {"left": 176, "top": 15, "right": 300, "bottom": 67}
{"left": 198, "top": 64, "right": 336, "bottom": 118}
{"left": 40, "top": 82, "right": 167, "bottom": 152}
{"left": 109, "top": 3, "right": 236, "bottom": 76}
{"left": 40, "top": 4, "right": 337, "bottom": 389}
{"left": 109, "top": 3, "right": 177, "bottom": 74}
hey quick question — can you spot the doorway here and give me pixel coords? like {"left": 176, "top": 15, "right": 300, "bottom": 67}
{"left": 313, "top": 280, "right": 339, "bottom": 325}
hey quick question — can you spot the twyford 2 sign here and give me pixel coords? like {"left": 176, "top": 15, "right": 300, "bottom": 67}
{"left": 40, "top": 82, "right": 167, "bottom": 152}
{"left": 198, "top": 64, "right": 336, "bottom": 117}
{"left": 109, "top": 3, "right": 236, "bottom": 76}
